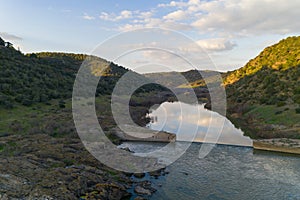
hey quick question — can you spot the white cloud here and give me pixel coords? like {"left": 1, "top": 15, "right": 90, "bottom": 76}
{"left": 0, "top": 32, "right": 22, "bottom": 41}
{"left": 155, "top": 0, "right": 300, "bottom": 36}
{"left": 158, "top": 0, "right": 199, "bottom": 8}
{"left": 190, "top": 0, "right": 300, "bottom": 35}
{"left": 138, "top": 11, "right": 154, "bottom": 19}
{"left": 101, "top": 0, "right": 300, "bottom": 40}
{"left": 99, "top": 12, "right": 116, "bottom": 21}
{"left": 119, "top": 10, "right": 132, "bottom": 19}
{"left": 99, "top": 10, "right": 133, "bottom": 21}
{"left": 163, "top": 10, "right": 188, "bottom": 21}
{"left": 158, "top": 1, "right": 187, "bottom": 8}
{"left": 196, "top": 38, "right": 237, "bottom": 51}
{"left": 83, "top": 13, "right": 95, "bottom": 20}
{"left": 119, "top": 19, "right": 192, "bottom": 32}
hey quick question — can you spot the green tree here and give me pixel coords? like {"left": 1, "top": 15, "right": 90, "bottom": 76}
{"left": 0, "top": 37, "right": 5, "bottom": 46}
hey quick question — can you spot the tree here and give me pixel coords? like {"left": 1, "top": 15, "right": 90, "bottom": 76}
{"left": 0, "top": 37, "right": 5, "bottom": 46}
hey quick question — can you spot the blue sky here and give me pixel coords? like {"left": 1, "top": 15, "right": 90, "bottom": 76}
{"left": 1, "top": 0, "right": 299, "bottom": 72}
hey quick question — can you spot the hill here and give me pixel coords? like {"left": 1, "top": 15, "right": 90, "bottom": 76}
{"left": 225, "top": 37, "right": 300, "bottom": 139}
{"left": 145, "top": 69, "right": 223, "bottom": 89}
{"left": 225, "top": 36, "right": 300, "bottom": 106}
{"left": 0, "top": 41, "right": 166, "bottom": 109}
{"left": 0, "top": 37, "right": 172, "bottom": 198}
{"left": 146, "top": 36, "right": 300, "bottom": 139}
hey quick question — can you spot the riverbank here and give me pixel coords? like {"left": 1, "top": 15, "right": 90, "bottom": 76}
{"left": 0, "top": 96, "right": 168, "bottom": 199}
{"left": 253, "top": 138, "right": 300, "bottom": 155}
{"left": 224, "top": 102, "right": 300, "bottom": 155}
{"left": 112, "top": 125, "right": 176, "bottom": 143}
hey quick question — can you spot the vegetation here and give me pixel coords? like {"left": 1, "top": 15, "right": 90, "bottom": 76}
{"left": 147, "top": 36, "right": 300, "bottom": 139}
{"left": 0, "top": 37, "right": 165, "bottom": 110}
{"left": 224, "top": 36, "right": 300, "bottom": 139}
{"left": 224, "top": 36, "right": 300, "bottom": 85}
{"left": 225, "top": 37, "right": 300, "bottom": 107}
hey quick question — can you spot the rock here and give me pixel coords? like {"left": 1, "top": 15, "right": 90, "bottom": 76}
{"left": 134, "top": 173, "right": 145, "bottom": 179}
{"left": 0, "top": 194, "right": 8, "bottom": 200}
{"left": 121, "top": 147, "right": 134, "bottom": 153}
{"left": 149, "top": 170, "right": 161, "bottom": 178}
{"left": 180, "top": 171, "right": 188, "bottom": 175}
{"left": 134, "top": 196, "right": 147, "bottom": 200}
{"left": 134, "top": 186, "right": 152, "bottom": 195}
{"left": 204, "top": 102, "right": 211, "bottom": 110}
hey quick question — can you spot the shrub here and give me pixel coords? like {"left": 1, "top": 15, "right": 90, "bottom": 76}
{"left": 58, "top": 100, "right": 66, "bottom": 108}
{"left": 21, "top": 98, "right": 33, "bottom": 106}
{"left": 296, "top": 107, "right": 300, "bottom": 114}
{"left": 276, "top": 101, "right": 286, "bottom": 107}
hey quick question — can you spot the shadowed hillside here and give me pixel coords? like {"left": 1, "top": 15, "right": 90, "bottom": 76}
{"left": 0, "top": 40, "right": 167, "bottom": 109}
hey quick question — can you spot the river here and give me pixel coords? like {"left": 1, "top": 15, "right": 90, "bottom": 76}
{"left": 120, "top": 102, "right": 300, "bottom": 199}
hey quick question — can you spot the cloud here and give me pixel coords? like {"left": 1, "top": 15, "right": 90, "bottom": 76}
{"left": 196, "top": 38, "right": 237, "bottom": 51}
{"left": 119, "top": 19, "right": 192, "bottom": 32}
{"left": 101, "top": 0, "right": 300, "bottom": 38}
{"left": 99, "top": 10, "right": 132, "bottom": 21}
{"left": 83, "top": 13, "right": 95, "bottom": 20}
{"left": 99, "top": 12, "right": 113, "bottom": 21}
{"left": 119, "top": 10, "right": 132, "bottom": 19}
{"left": 189, "top": 0, "right": 300, "bottom": 35}
{"left": 158, "top": 1, "right": 187, "bottom": 8}
{"left": 156, "top": 0, "right": 300, "bottom": 36}
{"left": 163, "top": 10, "right": 188, "bottom": 21}
{"left": 0, "top": 32, "right": 22, "bottom": 41}
{"left": 138, "top": 11, "right": 154, "bottom": 19}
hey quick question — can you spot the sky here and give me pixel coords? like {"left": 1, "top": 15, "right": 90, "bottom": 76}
{"left": 1, "top": 0, "right": 300, "bottom": 72}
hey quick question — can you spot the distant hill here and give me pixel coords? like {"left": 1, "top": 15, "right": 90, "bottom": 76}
{"left": 146, "top": 37, "right": 300, "bottom": 107}
{"left": 145, "top": 69, "right": 222, "bottom": 89}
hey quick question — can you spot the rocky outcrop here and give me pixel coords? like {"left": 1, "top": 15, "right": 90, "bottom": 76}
{"left": 0, "top": 134, "right": 132, "bottom": 199}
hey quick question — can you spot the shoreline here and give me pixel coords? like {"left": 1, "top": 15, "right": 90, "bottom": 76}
{"left": 253, "top": 138, "right": 300, "bottom": 155}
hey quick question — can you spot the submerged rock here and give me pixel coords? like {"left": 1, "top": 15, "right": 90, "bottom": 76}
{"left": 133, "top": 173, "right": 145, "bottom": 179}
{"left": 134, "top": 186, "right": 152, "bottom": 195}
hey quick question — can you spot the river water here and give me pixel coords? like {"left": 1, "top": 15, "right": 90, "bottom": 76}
{"left": 146, "top": 102, "right": 252, "bottom": 147}
{"left": 121, "top": 102, "right": 300, "bottom": 199}
{"left": 121, "top": 142, "right": 300, "bottom": 199}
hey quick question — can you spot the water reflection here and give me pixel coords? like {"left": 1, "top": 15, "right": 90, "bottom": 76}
{"left": 147, "top": 102, "right": 252, "bottom": 147}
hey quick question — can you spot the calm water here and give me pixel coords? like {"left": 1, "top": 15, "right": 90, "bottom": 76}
{"left": 147, "top": 102, "right": 252, "bottom": 147}
{"left": 120, "top": 102, "right": 300, "bottom": 199}
{"left": 121, "top": 142, "right": 300, "bottom": 200}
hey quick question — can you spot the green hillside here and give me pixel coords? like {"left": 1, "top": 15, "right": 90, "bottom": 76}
{"left": 225, "top": 37, "right": 300, "bottom": 139}
{"left": 226, "top": 37, "right": 300, "bottom": 106}
{"left": 146, "top": 36, "right": 300, "bottom": 139}
{"left": 224, "top": 36, "right": 300, "bottom": 85}
{"left": 0, "top": 40, "right": 166, "bottom": 109}
{"left": 0, "top": 46, "right": 117, "bottom": 108}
